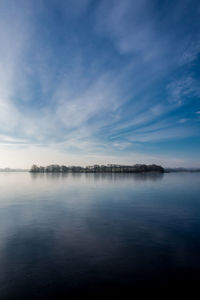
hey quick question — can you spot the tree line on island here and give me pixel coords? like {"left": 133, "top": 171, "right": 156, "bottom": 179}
{"left": 30, "top": 164, "right": 164, "bottom": 173}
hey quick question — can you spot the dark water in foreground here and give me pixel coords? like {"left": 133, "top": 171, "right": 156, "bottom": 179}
{"left": 0, "top": 172, "right": 200, "bottom": 299}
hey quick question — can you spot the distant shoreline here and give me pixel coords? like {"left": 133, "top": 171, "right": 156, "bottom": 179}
{"left": 0, "top": 166, "right": 200, "bottom": 173}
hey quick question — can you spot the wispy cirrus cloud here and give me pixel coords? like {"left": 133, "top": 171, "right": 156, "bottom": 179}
{"left": 167, "top": 76, "right": 200, "bottom": 105}
{"left": 0, "top": 0, "right": 199, "bottom": 167}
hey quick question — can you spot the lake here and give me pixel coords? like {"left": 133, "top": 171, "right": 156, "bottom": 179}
{"left": 0, "top": 172, "right": 200, "bottom": 299}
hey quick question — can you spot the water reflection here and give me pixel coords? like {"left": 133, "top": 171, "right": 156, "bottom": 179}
{"left": 85, "top": 172, "right": 164, "bottom": 182}
{"left": 30, "top": 172, "right": 164, "bottom": 182}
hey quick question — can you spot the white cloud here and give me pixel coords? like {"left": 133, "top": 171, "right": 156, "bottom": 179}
{"left": 129, "top": 126, "right": 199, "bottom": 143}
{"left": 167, "top": 76, "right": 200, "bottom": 105}
{"left": 0, "top": 135, "right": 27, "bottom": 143}
{"left": 179, "top": 118, "right": 190, "bottom": 124}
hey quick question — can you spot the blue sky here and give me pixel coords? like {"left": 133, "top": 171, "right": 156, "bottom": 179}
{"left": 0, "top": 0, "right": 200, "bottom": 168}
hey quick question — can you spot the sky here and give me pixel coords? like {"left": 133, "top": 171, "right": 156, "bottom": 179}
{"left": 0, "top": 0, "right": 200, "bottom": 168}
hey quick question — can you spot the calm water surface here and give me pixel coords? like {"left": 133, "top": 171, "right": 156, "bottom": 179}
{"left": 0, "top": 172, "right": 200, "bottom": 299}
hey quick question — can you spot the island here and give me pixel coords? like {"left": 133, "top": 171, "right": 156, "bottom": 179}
{"left": 30, "top": 164, "right": 164, "bottom": 173}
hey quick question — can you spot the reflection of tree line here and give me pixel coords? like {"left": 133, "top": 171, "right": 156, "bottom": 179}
{"left": 30, "top": 164, "right": 164, "bottom": 174}
{"left": 31, "top": 170, "right": 164, "bottom": 182}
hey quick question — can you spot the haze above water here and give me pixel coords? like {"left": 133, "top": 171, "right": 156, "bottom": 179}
{"left": 0, "top": 172, "right": 200, "bottom": 299}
